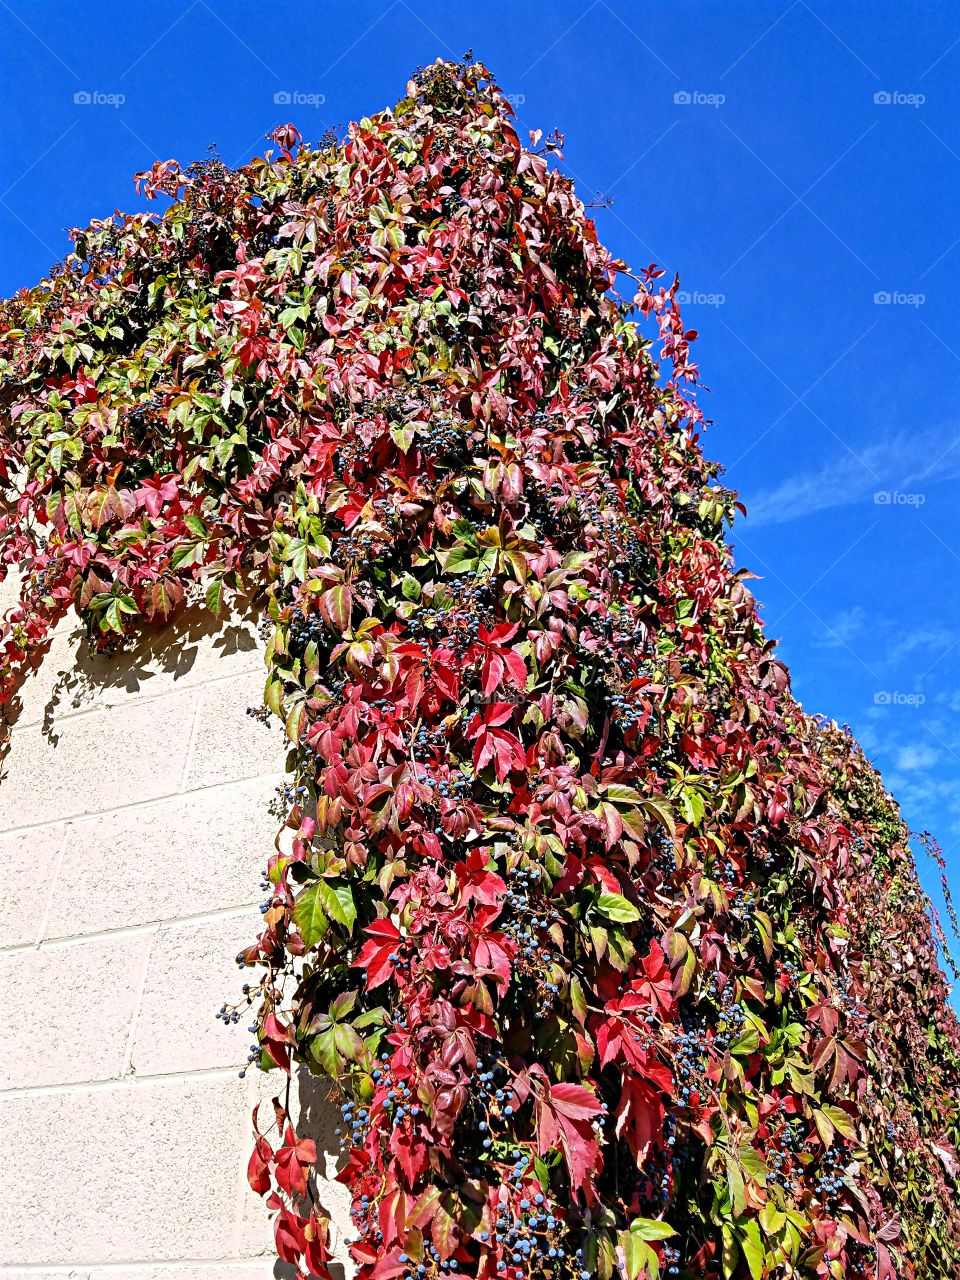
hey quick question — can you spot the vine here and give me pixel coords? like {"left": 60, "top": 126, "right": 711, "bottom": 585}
{"left": 1, "top": 56, "right": 958, "bottom": 1280}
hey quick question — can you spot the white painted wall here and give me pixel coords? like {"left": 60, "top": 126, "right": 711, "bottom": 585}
{"left": 0, "top": 598, "right": 347, "bottom": 1279}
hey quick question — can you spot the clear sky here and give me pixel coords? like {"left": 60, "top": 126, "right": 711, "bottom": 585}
{"left": 2, "top": 1, "right": 958, "bottom": 980}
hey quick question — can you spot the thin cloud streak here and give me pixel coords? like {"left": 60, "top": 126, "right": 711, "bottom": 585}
{"left": 742, "top": 428, "right": 960, "bottom": 527}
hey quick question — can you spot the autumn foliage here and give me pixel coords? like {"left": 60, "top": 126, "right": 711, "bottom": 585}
{"left": 2, "top": 56, "right": 959, "bottom": 1280}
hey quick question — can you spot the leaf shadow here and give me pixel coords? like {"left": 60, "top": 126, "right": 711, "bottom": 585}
{"left": 296, "top": 1065, "right": 351, "bottom": 1280}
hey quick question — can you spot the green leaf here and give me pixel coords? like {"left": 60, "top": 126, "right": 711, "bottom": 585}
{"left": 287, "top": 538, "right": 309, "bottom": 582}
{"left": 171, "top": 540, "right": 204, "bottom": 570}
{"left": 639, "top": 795, "right": 676, "bottom": 835}
{"left": 333, "top": 1021, "right": 363, "bottom": 1060}
{"left": 100, "top": 594, "right": 138, "bottom": 634}
{"left": 738, "top": 1218, "right": 764, "bottom": 1280}
{"left": 603, "top": 784, "right": 644, "bottom": 805}
{"left": 721, "top": 1225, "right": 738, "bottom": 1280}
{"left": 318, "top": 880, "right": 357, "bottom": 932}
{"left": 432, "top": 1195, "right": 457, "bottom": 1261}
{"left": 292, "top": 882, "right": 330, "bottom": 948}
{"left": 310, "top": 1027, "right": 341, "bottom": 1076}
{"left": 329, "top": 989, "right": 358, "bottom": 1021}
{"left": 596, "top": 892, "right": 640, "bottom": 923}
{"left": 390, "top": 422, "right": 415, "bottom": 452}
{"left": 205, "top": 576, "right": 224, "bottom": 615}
{"left": 285, "top": 696, "right": 306, "bottom": 743}
{"left": 569, "top": 975, "right": 588, "bottom": 1023}
{"left": 353, "top": 1006, "right": 385, "bottom": 1029}
{"left": 753, "top": 909, "right": 774, "bottom": 961}
{"left": 606, "top": 927, "right": 636, "bottom": 972}
{"left": 730, "top": 1027, "right": 760, "bottom": 1057}
{"left": 678, "top": 785, "right": 705, "bottom": 827}
{"left": 263, "top": 674, "right": 283, "bottom": 716}
{"left": 739, "top": 1147, "right": 767, "bottom": 1183}
{"left": 444, "top": 544, "right": 480, "bottom": 574}
{"left": 819, "top": 1103, "right": 857, "bottom": 1140}
{"left": 759, "top": 1201, "right": 787, "bottom": 1235}
{"left": 629, "top": 1218, "right": 677, "bottom": 1242}
{"left": 619, "top": 1231, "right": 659, "bottom": 1280}
{"left": 726, "top": 1153, "right": 746, "bottom": 1216}
{"left": 450, "top": 518, "right": 479, "bottom": 547}
{"left": 812, "top": 1108, "right": 835, "bottom": 1147}
{"left": 400, "top": 574, "right": 421, "bottom": 601}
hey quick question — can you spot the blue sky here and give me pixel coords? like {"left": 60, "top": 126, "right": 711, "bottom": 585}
{"left": 2, "top": 1, "right": 958, "bottom": 978}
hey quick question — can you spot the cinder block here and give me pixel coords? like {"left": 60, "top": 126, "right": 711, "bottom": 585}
{"left": 183, "top": 671, "right": 284, "bottom": 791}
{"left": 0, "top": 688, "right": 199, "bottom": 832}
{"left": 0, "top": 1075, "right": 247, "bottom": 1263}
{"left": 0, "top": 932, "right": 153, "bottom": 1089}
{"left": 133, "top": 915, "right": 258, "bottom": 1076}
{"left": 43, "top": 775, "right": 281, "bottom": 941}
{"left": 2, "top": 1271, "right": 90, "bottom": 1279}
{"left": 0, "top": 604, "right": 330, "bottom": 1276}
{"left": 0, "top": 823, "right": 63, "bottom": 948}
{"left": 0, "top": 1272, "right": 89, "bottom": 1280}
{"left": 87, "top": 1267, "right": 283, "bottom": 1280}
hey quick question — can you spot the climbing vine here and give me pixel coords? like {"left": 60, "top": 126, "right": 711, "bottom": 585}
{"left": 2, "top": 56, "right": 958, "bottom": 1280}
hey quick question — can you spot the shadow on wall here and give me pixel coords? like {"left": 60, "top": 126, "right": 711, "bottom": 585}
{"left": 2, "top": 596, "right": 260, "bottom": 741}
{"left": 296, "top": 1066, "right": 353, "bottom": 1280}
{"left": 265, "top": 1070, "right": 349, "bottom": 1280}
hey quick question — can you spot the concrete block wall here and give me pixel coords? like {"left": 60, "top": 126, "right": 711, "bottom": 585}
{"left": 0, "top": 599, "right": 348, "bottom": 1279}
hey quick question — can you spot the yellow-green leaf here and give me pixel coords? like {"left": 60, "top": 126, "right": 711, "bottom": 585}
{"left": 293, "top": 882, "right": 330, "bottom": 948}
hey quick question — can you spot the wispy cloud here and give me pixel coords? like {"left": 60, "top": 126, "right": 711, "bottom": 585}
{"left": 743, "top": 428, "right": 960, "bottom": 527}
{"left": 886, "top": 626, "right": 955, "bottom": 665}
{"left": 812, "top": 605, "right": 867, "bottom": 650}
{"left": 859, "top": 710, "right": 960, "bottom": 849}
{"left": 895, "top": 742, "right": 939, "bottom": 772}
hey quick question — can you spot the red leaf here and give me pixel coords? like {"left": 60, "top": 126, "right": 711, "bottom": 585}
{"left": 481, "top": 651, "right": 505, "bottom": 697}
{"left": 535, "top": 1082, "right": 603, "bottom": 1190}
{"left": 615, "top": 1073, "right": 664, "bottom": 1162}
{"left": 390, "top": 1124, "right": 428, "bottom": 1187}
{"left": 262, "top": 1012, "right": 292, "bottom": 1073}
{"left": 275, "top": 1204, "right": 307, "bottom": 1263}
{"left": 549, "top": 1081, "right": 604, "bottom": 1121}
{"left": 354, "top": 917, "right": 402, "bottom": 989}
{"left": 274, "top": 1126, "right": 317, "bottom": 1198}
{"left": 247, "top": 1133, "right": 273, "bottom": 1195}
